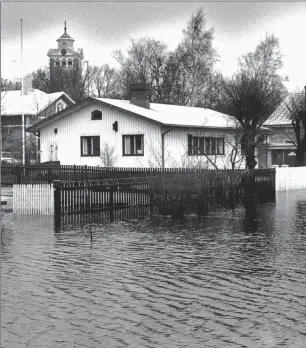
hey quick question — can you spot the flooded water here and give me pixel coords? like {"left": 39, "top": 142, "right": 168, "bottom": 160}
{"left": 1, "top": 190, "right": 306, "bottom": 348}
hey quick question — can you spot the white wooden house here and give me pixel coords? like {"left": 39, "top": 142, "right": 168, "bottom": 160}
{"left": 27, "top": 84, "right": 248, "bottom": 169}
{"left": 1, "top": 78, "right": 75, "bottom": 163}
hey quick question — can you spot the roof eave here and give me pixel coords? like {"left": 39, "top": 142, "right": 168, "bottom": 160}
{"left": 57, "top": 92, "right": 75, "bottom": 105}
{"left": 2, "top": 113, "right": 33, "bottom": 117}
{"left": 164, "top": 123, "right": 241, "bottom": 130}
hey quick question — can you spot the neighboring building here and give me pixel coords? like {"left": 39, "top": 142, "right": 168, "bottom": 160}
{"left": 47, "top": 21, "right": 84, "bottom": 94}
{"left": 1, "top": 78, "right": 75, "bottom": 163}
{"left": 27, "top": 83, "right": 249, "bottom": 169}
{"left": 259, "top": 91, "right": 306, "bottom": 167}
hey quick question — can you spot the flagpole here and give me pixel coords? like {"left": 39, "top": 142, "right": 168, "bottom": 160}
{"left": 21, "top": 17, "right": 25, "bottom": 165}
{"left": 21, "top": 17, "right": 23, "bottom": 96}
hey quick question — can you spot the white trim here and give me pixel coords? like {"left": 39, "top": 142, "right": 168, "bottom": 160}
{"left": 55, "top": 99, "right": 67, "bottom": 113}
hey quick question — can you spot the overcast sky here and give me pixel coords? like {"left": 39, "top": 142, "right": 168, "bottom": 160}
{"left": 1, "top": 1, "right": 305, "bottom": 91}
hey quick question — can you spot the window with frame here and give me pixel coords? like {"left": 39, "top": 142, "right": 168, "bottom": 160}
{"left": 123, "top": 135, "right": 144, "bottom": 156}
{"left": 55, "top": 59, "right": 60, "bottom": 67}
{"left": 68, "top": 59, "right": 73, "bottom": 66}
{"left": 62, "top": 59, "right": 66, "bottom": 67}
{"left": 81, "top": 136, "right": 100, "bottom": 156}
{"left": 91, "top": 110, "right": 102, "bottom": 120}
{"left": 188, "top": 135, "right": 225, "bottom": 155}
{"left": 56, "top": 102, "right": 65, "bottom": 113}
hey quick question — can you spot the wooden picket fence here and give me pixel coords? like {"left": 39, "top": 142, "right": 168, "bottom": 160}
{"left": 53, "top": 168, "right": 276, "bottom": 223}
{"left": 13, "top": 184, "right": 54, "bottom": 215}
{"left": 11, "top": 168, "right": 276, "bottom": 223}
{"left": 2, "top": 163, "right": 254, "bottom": 185}
{"left": 53, "top": 179, "right": 151, "bottom": 223}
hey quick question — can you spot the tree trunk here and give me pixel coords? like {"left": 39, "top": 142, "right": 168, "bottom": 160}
{"left": 241, "top": 129, "right": 257, "bottom": 169}
{"left": 295, "top": 136, "right": 306, "bottom": 166}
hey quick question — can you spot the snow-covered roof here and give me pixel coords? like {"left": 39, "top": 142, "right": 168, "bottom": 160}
{"left": 93, "top": 98, "right": 239, "bottom": 129}
{"left": 27, "top": 96, "right": 273, "bottom": 133}
{"left": 1, "top": 89, "right": 75, "bottom": 116}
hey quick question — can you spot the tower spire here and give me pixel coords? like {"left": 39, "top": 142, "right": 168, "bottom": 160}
{"left": 64, "top": 20, "right": 67, "bottom": 33}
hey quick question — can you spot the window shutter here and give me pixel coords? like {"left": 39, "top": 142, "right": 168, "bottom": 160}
{"left": 93, "top": 137, "right": 100, "bottom": 156}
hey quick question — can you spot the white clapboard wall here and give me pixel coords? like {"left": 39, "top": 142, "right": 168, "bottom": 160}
{"left": 13, "top": 184, "right": 54, "bottom": 215}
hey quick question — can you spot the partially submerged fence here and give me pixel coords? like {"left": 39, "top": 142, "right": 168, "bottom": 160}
{"left": 2, "top": 164, "right": 218, "bottom": 185}
{"left": 52, "top": 168, "right": 275, "bottom": 222}
{"left": 1, "top": 163, "right": 276, "bottom": 186}
{"left": 53, "top": 179, "right": 151, "bottom": 223}
{"left": 13, "top": 184, "right": 54, "bottom": 215}
{"left": 11, "top": 168, "right": 276, "bottom": 224}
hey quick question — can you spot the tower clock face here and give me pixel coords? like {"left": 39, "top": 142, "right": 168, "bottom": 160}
{"left": 61, "top": 48, "right": 67, "bottom": 56}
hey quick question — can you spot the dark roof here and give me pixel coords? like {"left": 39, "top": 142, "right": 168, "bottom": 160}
{"left": 57, "top": 32, "right": 74, "bottom": 40}
{"left": 264, "top": 92, "right": 304, "bottom": 126}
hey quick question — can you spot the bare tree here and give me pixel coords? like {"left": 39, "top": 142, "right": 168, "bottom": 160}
{"left": 100, "top": 142, "right": 117, "bottom": 167}
{"left": 170, "top": 8, "right": 218, "bottom": 107}
{"left": 90, "top": 64, "right": 119, "bottom": 98}
{"left": 1, "top": 78, "right": 21, "bottom": 91}
{"left": 114, "top": 37, "right": 168, "bottom": 100}
{"left": 27, "top": 67, "right": 51, "bottom": 93}
{"left": 50, "top": 63, "right": 89, "bottom": 101}
{"left": 113, "top": 8, "right": 219, "bottom": 108}
{"left": 221, "top": 34, "right": 287, "bottom": 169}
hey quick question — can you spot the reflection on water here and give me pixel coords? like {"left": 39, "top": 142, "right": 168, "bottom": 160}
{"left": 1, "top": 190, "right": 306, "bottom": 348}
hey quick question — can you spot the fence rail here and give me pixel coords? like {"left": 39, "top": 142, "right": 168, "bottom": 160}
{"left": 53, "top": 168, "right": 275, "bottom": 224}
{"left": 1, "top": 163, "right": 269, "bottom": 185}
{"left": 9, "top": 166, "right": 275, "bottom": 226}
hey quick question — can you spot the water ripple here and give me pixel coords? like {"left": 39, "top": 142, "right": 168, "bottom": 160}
{"left": 1, "top": 190, "right": 306, "bottom": 348}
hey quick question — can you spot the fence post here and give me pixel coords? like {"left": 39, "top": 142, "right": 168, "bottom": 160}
{"left": 109, "top": 184, "right": 114, "bottom": 222}
{"left": 53, "top": 180, "right": 61, "bottom": 229}
{"left": 48, "top": 167, "right": 53, "bottom": 184}
{"left": 16, "top": 165, "right": 22, "bottom": 184}
{"left": 149, "top": 193, "right": 154, "bottom": 217}
{"left": 73, "top": 165, "right": 77, "bottom": 181}
{"left": 84, "top": 165, "right": 88, "bottom": 181}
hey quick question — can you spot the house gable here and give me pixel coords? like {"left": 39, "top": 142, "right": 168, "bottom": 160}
{"left": 26, "top": 97, "right": 163, "bottom": 133}
{"left": 38, "top": 101, "right": 162, "bottom": 166}
{"left": 36, "top": 95, "right": 74, "bottom": 122}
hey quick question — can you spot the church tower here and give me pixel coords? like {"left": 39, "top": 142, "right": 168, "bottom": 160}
{"left": 47, "top": 22, "right": 84, "bottom": 95}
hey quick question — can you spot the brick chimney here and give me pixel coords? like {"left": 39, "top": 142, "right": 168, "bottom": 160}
{"left": 22, "top": 77, "right": 34, "bottom": 95}
{"left": 130, "top": 83, "right": 150, "bottom": 109}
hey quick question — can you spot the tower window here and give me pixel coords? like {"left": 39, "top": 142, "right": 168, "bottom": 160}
{"left": 68, "top": 59, "right": 72, "bottom": 66}
{"left": 62, "top": 59, "right": 66, "bottom": 67}
{"left": 62, "top": 42, "right": 66, "bottom": 45}
{"left": 56, "top": 59, "right": 60, "bottom": 67}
